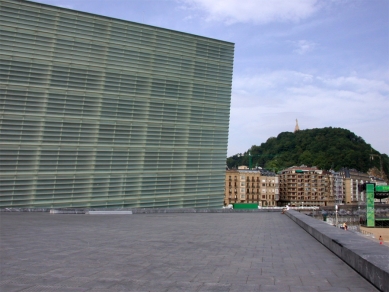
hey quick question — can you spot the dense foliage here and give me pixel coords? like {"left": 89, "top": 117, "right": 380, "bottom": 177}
{"left": 227, "top": 127, "right": 389, "bottom": 178}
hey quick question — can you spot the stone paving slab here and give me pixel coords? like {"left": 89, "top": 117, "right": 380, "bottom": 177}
{"left": 0, "top": 212, "right": 379, "bottom": 291}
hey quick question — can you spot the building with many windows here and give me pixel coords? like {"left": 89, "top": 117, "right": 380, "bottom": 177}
{"left": 279, "top": 166, "right": 334, "bottom": 207}
{"left": 0, "top": 0, "right": 234, "bottom": 208}
{"left": 329, "top": 170, "right": 344, "bottom": 205}
{"left": 339, "top": 168, "right": 372, "bottom": 205}
{"left": 224, "top": 167, "right": 279, "bottom": 207}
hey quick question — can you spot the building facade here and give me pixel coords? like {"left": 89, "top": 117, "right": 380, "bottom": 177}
{"left": 329, "top": 171, "right": 344, "bottom": 205}
{"left": 339, "top": 168, "right": 370, "bottom": 205}
{"left": 279, "top": 166, "right": 334, "bottom": 207}
{"left": 0, "top": 0, "right": 234, "bottom": 208}
{"left": 224, "top": 167, "right": 279, "bottom": 207}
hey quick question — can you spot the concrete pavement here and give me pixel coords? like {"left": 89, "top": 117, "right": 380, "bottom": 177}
{"left": 0, "top": 212, "right": 379, "bottom": 291}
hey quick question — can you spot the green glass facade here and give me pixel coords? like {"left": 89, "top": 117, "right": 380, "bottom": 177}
{"left": 0, "top": 0, "right": 234, "bottom": 208}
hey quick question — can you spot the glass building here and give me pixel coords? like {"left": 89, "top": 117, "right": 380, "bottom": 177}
{"left": 0, "top": 0, "right": 234, "bottom": 208}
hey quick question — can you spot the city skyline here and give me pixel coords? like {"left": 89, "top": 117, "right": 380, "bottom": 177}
{"left": 31, "top": 0, "right": 389, "bottom": 156}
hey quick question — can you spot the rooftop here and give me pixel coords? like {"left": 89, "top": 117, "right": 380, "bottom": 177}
{"left": 0, "top": 211, "right": 380, "bottom": 291}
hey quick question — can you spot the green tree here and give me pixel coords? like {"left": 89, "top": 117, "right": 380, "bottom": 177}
{"left": 226, "top": 127, "right": 389, "bottom": 180}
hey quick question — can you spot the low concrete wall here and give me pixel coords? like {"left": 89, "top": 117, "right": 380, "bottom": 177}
{"left": 286, "top": 210, "right": 389, "bottom": 292}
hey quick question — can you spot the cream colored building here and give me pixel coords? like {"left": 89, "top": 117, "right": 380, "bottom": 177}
{"left": 339, "top": 168, "right": 386, "bottom": 204}
{"left": 225, "top": 167, "right": 279, "bottom": 206}
{"left": 339, "top": 168, "right": 369, "bottom": 204}
{"left": 279, "top": 166, "right": 334, "bottom": 207}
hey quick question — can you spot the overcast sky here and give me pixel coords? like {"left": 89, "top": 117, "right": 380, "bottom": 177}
{"left": 31, "top": 0, "right": 389, "bottom": 156}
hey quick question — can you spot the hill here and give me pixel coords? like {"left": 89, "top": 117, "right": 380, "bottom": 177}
{"left": 227, "top": 127, "right": 389, "bottom": 179}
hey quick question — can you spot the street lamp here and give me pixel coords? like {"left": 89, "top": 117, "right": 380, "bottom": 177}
{"left": 335, "top": 204, "right": 338, "bottom": 227}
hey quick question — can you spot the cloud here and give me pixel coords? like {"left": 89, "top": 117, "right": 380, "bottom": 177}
{"left": 227, "top": 70, "right": 389, "bottom": 155}
{"left": 179, "top": 0, "right": 321, "bottom": 24}
{"left": 293, "top": 40, "right": 317, "bottom": 55}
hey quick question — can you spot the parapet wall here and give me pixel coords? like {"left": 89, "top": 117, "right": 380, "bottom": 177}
{"left": 286, "top": 210, "right": 389, "bottom": 292}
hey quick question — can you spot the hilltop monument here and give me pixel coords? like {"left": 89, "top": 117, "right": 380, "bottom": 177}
{"left": 294, "top": 119, "right": 300, "bottom": 133}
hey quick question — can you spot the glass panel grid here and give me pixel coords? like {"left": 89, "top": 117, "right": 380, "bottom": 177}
{"left": 0, "top": 0, "right": 234, "bottom": 208}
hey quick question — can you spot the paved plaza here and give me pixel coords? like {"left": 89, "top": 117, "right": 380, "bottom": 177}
{"left": 0, "top": 212, "right": 379, "bottom": 291}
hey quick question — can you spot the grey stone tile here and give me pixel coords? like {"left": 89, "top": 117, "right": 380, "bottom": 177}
{"left": 109, "top": 280, "right": 144, "bottom": 291}
{"left": 198, "top": 282, "right": 231, "bottom": 291}
{"left": 274, "top": 276, "right": 303, "bottom": 286}
{"left": 9, "top": 275, "right": 71, "bottom": 286}
{"left": 167, "top": 271, "right": 197, "bottom": 282}
{"left": 0, "top": 283, "right": 34, "bottom": 292}
{"left": 55, "top": 276, "right": 96, "bottom": 288}
{"left": 300, "top": 276, "right": 332, "bottom": 287}
{"left": 341, "top": 288, "right": 379, "bottom": 292}
{"left": 327, "top": 276, "right": 379, "bottom": 288}
{"left": 166, "top": 281, "right": 203, "bottom": 292}
{"left": 318, "top": 287, "right": 352, "bottom": 292}
{"left": 21, "top": 285, "right": 89, "bottom": 292}
{"left": 259, "top": 284, "right": 290, "bottom": 292}
{"left": 229, "top": 283, "right": 260, "bottom": 292}
{"left": 218, "top": 275, "right": 247, "bottom": 284}
{"left": 79, "top": 278, "right": 119, "bottom": 289}
{"left": 289, "top": 286, "right": 319, "bottom": 292}
{"left": 138, "top": 279, "right": 176, "bottom": 291}
{"left": 247, "top": 276, "right": 275, "bottom": 286}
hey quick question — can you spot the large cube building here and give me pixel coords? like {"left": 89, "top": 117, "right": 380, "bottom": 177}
{"left": 0, "top": 0, "right": 234, "bottom": 208}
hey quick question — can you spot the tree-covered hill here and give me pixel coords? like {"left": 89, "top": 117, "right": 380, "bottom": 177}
{"left": 227, "top": 127, "right": 389, "bottom": 179}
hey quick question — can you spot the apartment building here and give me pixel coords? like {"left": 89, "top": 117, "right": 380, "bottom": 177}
{"left": 329, "top": 171, "right": 344, "bottom": 205}
{"left": 339, "top": 168, "right": 370, "bottom": 204}
{"left": 225, "top": 167, "right": 279, "bottom": 207}
{"left": 279, "top": 166, "right": 334, "bottom": 207}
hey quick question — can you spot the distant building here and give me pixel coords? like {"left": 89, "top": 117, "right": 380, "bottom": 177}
{"left": 225, "top": 168, "right": 279, "bottom": 207}
{"left": 339, "top": 168, "right": 388, "bottom": 205}
{"left": 372, "top": 177, "right": 388, "bottom": 204}
{"left": 339, "top": 168, "right": 370, "bottom": 204}
{"left": 279, "top": 166, "right": 334, "bottom": 207}
{"left": 329, "top": 170, "right": 344, "bottom": 205}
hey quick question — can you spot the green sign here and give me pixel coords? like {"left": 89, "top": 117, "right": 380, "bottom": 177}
{"left": 366, "top": 183, "right": 375, "bottom": 227}
{"left": 233, "top": 203, "right": 258, "bottom": 209}
{"left": 375, "top": 185, "right": 389, "bottom": 192}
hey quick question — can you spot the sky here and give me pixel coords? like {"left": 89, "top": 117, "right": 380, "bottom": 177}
{"left": 31, "top": 0, "right": 389, "bottom": 156}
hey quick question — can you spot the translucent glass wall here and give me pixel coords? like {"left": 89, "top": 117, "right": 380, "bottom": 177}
{"left": 0, "top": 0, "right": 234, "bottom": 208}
